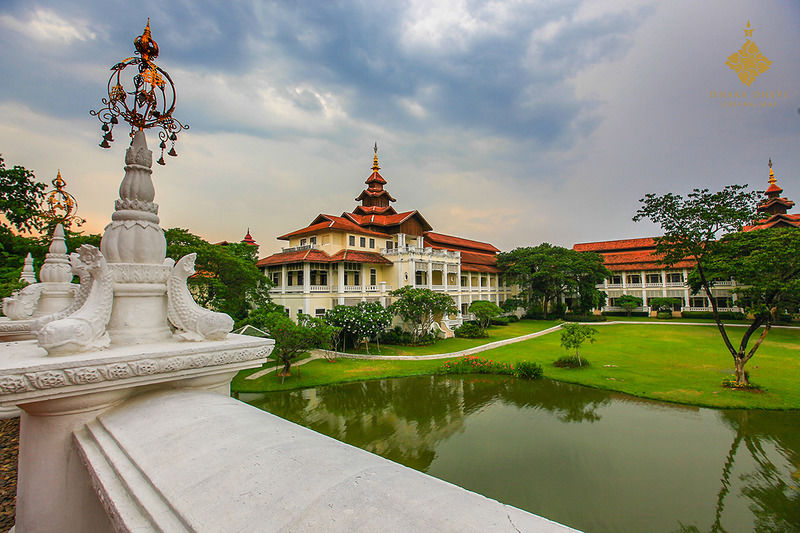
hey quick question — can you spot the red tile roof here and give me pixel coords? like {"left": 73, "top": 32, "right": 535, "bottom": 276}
{"left": 365, "top": 171, "right": 387, "bottom": 185}
{"left": 423, "top": 232, "right": 500, "bottom": 253}
{"left": 344, "top": 210, "right": 433, "bottom": 231}
{"left": 256, "top": 248, "right": 333, "bottom": 267}
{"left": 573, "top": 237, "right": 657, "bottom": 253}
{"left": 743, "top": 213, "right": 800, "bottom": 231}
{"left": 461, "top": 263, "right": 501, "bottom": 273}
{"left": 355, "top": 189, "right": 397, "bottom": 202}
{"left": 328, "top": 250, "right": 392, "bottom": 264}
{"left": 353, "top": 205, "right": 396, "bottom": 215}
{"left": 278, "top": 215, "right": 392, "bottom": 240}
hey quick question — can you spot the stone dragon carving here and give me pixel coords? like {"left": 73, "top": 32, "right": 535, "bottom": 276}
{"left": 167, "top": 253, "right": 233, "bottom": 341}
{"left": 31, "top": 252, "right": 92, "bottom": 332}
{"left": 37, "top": 246, "right": 114, "bottom": 355}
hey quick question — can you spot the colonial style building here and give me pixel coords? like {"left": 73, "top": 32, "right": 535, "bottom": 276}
{"left": 257, "top": 149, "right": 513, "bottom": 324}
{"left": 574, "top": 161, "right": 795, "bottom": 314}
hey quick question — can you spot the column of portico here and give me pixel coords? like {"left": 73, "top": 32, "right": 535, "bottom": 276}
{"left": 337, "top": 263, "right": 345, "bottom": 305}
{"left": 682, "top": 268, "right": 690, "bottom": 308}
{"left": 361, "top": 263, "right": 368, "bottom": 302}
{"left": 427, "top": 260, "right": 433, "bottom": 290}
{"left": 302, "top": 263, "right": 311, "bottom": 314}
{"left": 281, "top": 265, "right": 287, "bottom": 295}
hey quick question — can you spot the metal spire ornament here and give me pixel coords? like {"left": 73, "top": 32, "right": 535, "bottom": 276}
{"left": 45, "top": 170, "right": 85, "bottom": 229}
{"left": 90, "top": 19, "right": 188, "bottom": 165}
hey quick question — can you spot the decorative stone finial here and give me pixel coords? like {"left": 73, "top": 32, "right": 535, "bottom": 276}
{"left": 167, "top": 253, "right": 234, "bottom": 341}
{"left": 39, "top": 224, "right": 72, "bottom": 284}
{"left": 20, "top": 253, "right": 37, "bottom": 284}
{"left": 101, "top": 131, "right": 166, "bottom": 264}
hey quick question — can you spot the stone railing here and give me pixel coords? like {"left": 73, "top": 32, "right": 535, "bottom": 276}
{"left": 280, "top": 244, "right": 317, "bottom": 253}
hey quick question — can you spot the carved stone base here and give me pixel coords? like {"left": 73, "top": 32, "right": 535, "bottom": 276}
{"left": 106, "top": 264, "right": 172, "bottom": 345}
{"left": 0, "top": 317, "right": 35, "bottom": 342}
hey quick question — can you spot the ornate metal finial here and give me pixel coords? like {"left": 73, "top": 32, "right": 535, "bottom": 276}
{"left": 90, "top": 20, "right": 188, "bottom": 166}
{"left": 45, "top": 170, "right": 85, "bottom": 229}
{"left": 372, "top": 142, "right": 380, "bottom": 172}
{"left": 768, "top": 158, "right": 776, "bottom": 185}
{"left": 743, "top": 20, "right": 754, "bottom": 38}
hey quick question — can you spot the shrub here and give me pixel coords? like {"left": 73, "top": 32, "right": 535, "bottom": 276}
{"left": 656, "top": 311, "right": 672, "bottom": 319}
{"left": 490, "top": 316, "right": 512, "bottom": 326}
{"left": 602, "top": 311, "right": 649, "bottom": 317}
{"left": 514, "top": 361, "right": 543, "bottom": 379}
{"left": 722, "top": 372, "right": 761, "bottom": 390}
{"left": 454, "top": 323, "right": 486, "bottom": 338}
{"left": 506, "top": 314, "right": 520, "bottom": 322}
{"left": 438, "top": 356, "right": 513, "bottom": 375}
{"left": 681, "top": 311, "right": 745, "bottom": 320}
{"left": 563, "top": 314, "right": 607, "bottom": 322}
{"left": 554, "top": 355, "right": 591, "bottom": 368}
{"left": 381, "top": 326, "right": 415, "bottom": 345}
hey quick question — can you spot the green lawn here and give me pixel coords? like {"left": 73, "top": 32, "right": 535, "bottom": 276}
{"left": 232, "top": 322, "right": 800, "bottom": 409}
{"left": 345, "top": 319, "right": 560, "bottom": 356}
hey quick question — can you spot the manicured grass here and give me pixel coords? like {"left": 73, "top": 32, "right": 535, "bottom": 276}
{"left": 478, "top": 324, "right": 800, "bottom": 409}
{"left": 232, "top": 322, "right": 800, "bottom": 409}
{"left": 345, "top": 319, "right": 560, "bottom": 356}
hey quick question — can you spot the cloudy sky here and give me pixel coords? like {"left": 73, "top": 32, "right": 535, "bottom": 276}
{"left": 0, "top": 0, "right": 798, "bottom": 256}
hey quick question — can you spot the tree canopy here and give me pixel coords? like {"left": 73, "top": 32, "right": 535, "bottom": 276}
{"left": 389, "top": 286, "right": 457, "bottom": 342}
{"left": 165, "top": 228, "right": 270, "bottom": 320}
{"left": 497, "top": 244, "right": 609, "bottom": 317}
{"left": 468, "top": 300, "right": 502, "bottom": 332}
{"left": 633, "top": 184, "right": 777, "bottom": 387}
{"left": 324, "top": 302, "right": 393, "bottom": 352}
{"left": 0, "top": 156, "right": 46, "bottom": 235}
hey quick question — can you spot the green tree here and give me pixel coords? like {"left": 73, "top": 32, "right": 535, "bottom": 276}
{"left": 498, "top": 244, "right": 609, "bottom": 318}
{"left": 468, "top": 300, "right": 502, "bottom": 333}
{"left": 648, "top": 297, "right": 681, "bottom": 312}
{"left": 696, "top": 228, "right": 800, "bottom": 386}
{"left": 324, "top": 302, "right": 393, "bottom": 353}
{"left": 165, "top": 228, "right": 270, "bottom": 320}
{"left": 633, "top": 185, "right": 765, "bottom": 386}
{"left": 0, "top": 156, "right": 46, "bottom": 234}
{"left": 615, "top": 294, "right": 643, "bottom": 316}
{"left": 559, "top": 323, "right": 598, "bottom": 367}
{"left": 389, "top": 286, "right": 457, "bottom": 343}
{"left": 239, "top": 308, "right": 334, "bottom": 379}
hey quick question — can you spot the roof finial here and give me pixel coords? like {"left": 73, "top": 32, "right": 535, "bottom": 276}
{"left": 768, "top": 158, "right": 776, "bottom": 185}
{"left": 372, "top": 142, "right": 380, "bottom": 172}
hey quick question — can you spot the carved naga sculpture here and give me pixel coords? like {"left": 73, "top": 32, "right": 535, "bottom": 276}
{"left": 167, "top": 253, "right": 233, "bottom": 341}
{"left": 32, "top": 252, "right": 92, "bottom": 332}
{"left": 2, "top": 285, "right": 43, "bottom": 321}
{"left": 37, "top": 245, "right": 114, "bottom": 355}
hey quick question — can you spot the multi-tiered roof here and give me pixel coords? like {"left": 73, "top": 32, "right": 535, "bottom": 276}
{"left": 257, "top": 148, "right": 501, "bottom": 272}
{"left": 744, "top": 160, "right": 799, "bottom": 230}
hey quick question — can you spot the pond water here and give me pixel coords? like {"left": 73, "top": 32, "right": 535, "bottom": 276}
{"left": 240, "top": 376, "right": 800, "bottom": 533}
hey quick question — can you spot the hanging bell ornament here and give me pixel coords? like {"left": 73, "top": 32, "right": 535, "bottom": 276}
{"left": 99, "top": 139, "right": 111, "bottom": 148}
{"left": 167, "top": 146, "right": 177, "bottom": 157}
{"left": 169, "top": 133, "right": 177, "bottom": 141}
{"left": 159, "top": 140, "right": 166, "bottom": 149}
{"left": 157, "top": 156, "right": 166, "bottom": 165}
{"left": 102, "top": 123, "right": 110, "bottom": 132}
{"left": 103, "top": 131, "right": 113, "bottom": 142}
{"left": 110, "top": 116, "right": 118, "bottom": 125}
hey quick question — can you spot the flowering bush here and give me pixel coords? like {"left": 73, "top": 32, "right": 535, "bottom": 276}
{"left": 454, "top": 323, "right": 485, "bottom": 338}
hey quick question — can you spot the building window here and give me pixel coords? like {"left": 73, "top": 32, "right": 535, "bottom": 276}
{"left": 646, "top": 273, "right": 661, "bottom": 284}
{"left": 287, "top": 272, "right": 293, "bottom": 286}
{"left": 309, "top": 236, "right": 317, "bottom": 245}
{"left": 461, "top": 303, "right": 469, "bottom": 315}
{"left": 609, "top": 275, "right": 622, "bottom": 285}
{"left": 386, "top": 240, "right": 393, "bottom": 250}
{"left": 461, "top": 276, "right": 467, "bottom": 287}
{"left": 315, "top": 308, "right": 326, "bottom": 318}
{"left": 690, "top": 297, "right": 707, "bottom": 307}
{"left": 299, "top": 238, "right": 306, "bottom": 246}
{"left": 626, "top": 274, "right": 641, "bottom": 284}
{"left": 297, "top": 271, "right": 304, "bottom": 286}
{"left": 271, "top": 272, "right": 279, "bottom": 285}
{"left": 370, "top": 268, "right": 377, "bottom": 286}
{"left": 349, "top": 235, "right": 355, "bottom": 246}
{"left": 666, "top": 272, "right": 683, "bottom": 283}
{"left": 369, "top": 238, "right": 375, "bottom": 249}
{"left": 415, "top": 271, "right": 426, "bottom": 285}
{"left": 360, "top": 237, "right": 366, "bottom": 247}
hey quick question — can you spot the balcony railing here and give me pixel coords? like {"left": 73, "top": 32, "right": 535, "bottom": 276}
{"left": 310, "top": 285, "right": 330, "bottom": 292}
{"left": 280, "top": 244, "right": 317, "bottom": 253}
{"left": 644, "top": 282, "right": 663, "bottom": 288}
{"left": 343, "top": 285, "right": 362, "bottom": 292}
{"left": 626, "top": 283, "right": 643, "bottom": 288}
{"left": 682, "top": 306, "right": 741, "bottom": 312}
{"left": 606, "top": 283, "right": 623, "bottom": 288}
{"left": 665, "top": 281, "right": 685, "bottom": 287}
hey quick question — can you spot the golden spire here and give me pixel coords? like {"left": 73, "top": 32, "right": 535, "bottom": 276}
{"left": 54, "top": 169, "right": 65, "bottom": 189}
{"left": 744, "top": 20, "right": 754, "bottom": 38}
{"left": 372, "top": 142, "right": 380, "bottom": 172}
{"left": 134, "top": 18, "right": 159, "bottom": 62}
{"left": 768, "top": 158, "right": 776, "bottom": 185}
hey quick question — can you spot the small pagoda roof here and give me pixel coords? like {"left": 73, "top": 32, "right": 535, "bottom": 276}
{"left": 355, "top": 188, "right": 396, "bottom": 202}
{"left": 743, "top": 213, "right": 800, "bottom": 231}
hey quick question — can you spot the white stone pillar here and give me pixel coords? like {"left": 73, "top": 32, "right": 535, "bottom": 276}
{"left": 337, "top": 263, "right": 345, "bottom": 305}
{"left": 380, "top": 281, "right": 387, "bottom": 307}
{"left": 427, "top": 261, "right": 433, "bottom": 290}
{"left": 443, "top": 265, "right": 448, "bottom": 292}
{"left": 281, "top": 265, "right": 287, "bottom": 295}
{"left": 303, "top": 263, "right": 310, "bottom": 294}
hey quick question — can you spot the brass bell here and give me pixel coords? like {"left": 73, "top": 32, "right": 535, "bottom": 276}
{"left": 167, "top": 147, "right": 177, "bottom": 157}
{"left": 157, "top": 156, "right": 166, "bottom": 165}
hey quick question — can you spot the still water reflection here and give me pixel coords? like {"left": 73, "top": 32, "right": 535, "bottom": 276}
{"left": 240, "top": 377, "right": 800, "bottom": 533}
